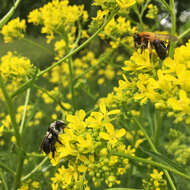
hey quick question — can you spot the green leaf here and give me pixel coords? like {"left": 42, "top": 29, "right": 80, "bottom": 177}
{"left": 139, "top": 147, "right": 186, "bottom": 173}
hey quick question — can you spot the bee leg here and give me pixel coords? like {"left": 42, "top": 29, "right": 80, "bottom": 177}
{"left": 148, "top": 41, "right": 153, "bottom": 60}
{"left": 140, "top": 47, "right": 143, "bottom": 54}
{"left": 57, "top": 139, "right": 63, "bottom": 145}
{"left": 140, "top": 45, "right": 146, "bottom": 54}
{"left": 54, "top": 134, "right": 62, "bottom": 145}
{"left": 51, "top": 145, "right": 56, "bottom": 159}
{"left": 166, "top": 42, "right": 170, "bottom": 50}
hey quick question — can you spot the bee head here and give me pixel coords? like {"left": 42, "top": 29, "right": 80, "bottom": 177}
{"left": 133, "top": 33, "right": 141, "bottom": 45}
{"left": 49, "top": 120, "right": 66, "bottom": 131}
{"left": 55, "top": 120, "right": 66, "bottom": 130}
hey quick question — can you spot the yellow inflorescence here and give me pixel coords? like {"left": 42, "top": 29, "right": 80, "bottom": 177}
{"left": 0, "top": 52, "right": 33, "bottom": 81}
{"left": 1, "top": 17, "right": 26, "bottom": 43}
{"left": 50, "top": 103, "right": 135, "bottom": 189}
{"left": 28, "top": 0, "right": 87, "bottom": 43}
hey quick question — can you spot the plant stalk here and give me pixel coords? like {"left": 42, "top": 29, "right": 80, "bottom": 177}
{"left": 0, "top": 74, "right": 25, "bottom": 189}
{"left": 169, "top": 0, "right": 176, "bottom": 57}
{"left": 0, "top": 0, "right": 22, "bottom": 28}
{"left": 11, "top": 7, "right": 120, "bottom": 99}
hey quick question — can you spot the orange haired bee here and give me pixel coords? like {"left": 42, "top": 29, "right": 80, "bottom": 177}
{"left": 40, "top": 120, "right": 66, "bottom": 158}
{"left": 134, "top": 32, "right": 178, "bottom": 60}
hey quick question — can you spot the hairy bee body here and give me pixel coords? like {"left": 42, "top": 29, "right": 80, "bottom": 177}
{"left": 40, "top": 120, "right": 66, "bottom": 158}
{"left": 134, "top": 32, "right": 177, "bottom": 60}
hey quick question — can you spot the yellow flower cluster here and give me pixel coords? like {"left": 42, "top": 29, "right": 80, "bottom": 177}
{"left": 50, "top": 103, "right": 135, "bottom": 189}
{"left": 28, "top": 0, "right": 88, "bottom": 43}
{"left": 116, "top": 0, "right": 136, "bottom": 9}
{"left": 146, "top": 4, "right": 158, "bottom": 19}
{"left": 143, "top": 169, "right": 167, "bottom": 190}
{"left": 101, "top": 40, "right": 190, "bottom": 124}
{"left": 0, "top": 52, "right": 33, "bottom": 82}
{"left": 0, "top": 105, "right": 43, "bottom": 143}
{"left": 165, "top": 128, "right": 190, "bottom": 164}
{"left": 99, "top": 16, "right": 136, "bottom": 49}
{"left": 1, "top": 17, "right": 26, "bottom": 43}
{"left": 18, "top": 180, "right": 39, "bottom": 190}
{"left": 93, "top": 0, "right": 136, "bottom": 10}
{"left": 46, "top": 51, "right": 98, "bottom": 89}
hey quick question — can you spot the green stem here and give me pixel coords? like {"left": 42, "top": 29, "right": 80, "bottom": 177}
{"left": 153, "top": 110, "right": 162, "bottom": 146}
{"left": 33, "top": 84, "right": 68, "bottom": 111}
{"left": 134, "top": 5, "right": 143, "bottom": 30}
{"left": 0, "top": 74, "right": 25, "bottom": 189}
{"left": 126, "top": 163, "right": 134, "bottom": 187}
{"left": 169, "top": 0, "right": 176, "bottom": 57}
{"left": 133, "top": 117, "right": 157, "bottom": 153}
{"left": 0, "top": 0, "right": 22, "bottom": 28}
{"left": 0, "top": 162, "right": 15, "bottom": 176}
{"left": 68, "top": 57, "right": 75, "bottom": 112}
{"left": 70, "top": 21, "right": 82, "bottom": 52}
{"left": 133, "top": 117, "right": 176, "bottom": 190}
{"left": 0, "top": 75, "right": 21, "bottom": 146}
{"left": 112, "top": 152, "right": 190, "bottom": 181}
{"left": 13, "top": 154, "right": 25, "bottom": 190}
{"left": 11, "top": 7, "right": 120, "bottom": 99}
{"left": 37, "top": 8, "right": 119, "bottom": 77}
{"left": 177, "top": 26, "right": 190, "bottom": 42}
{"left": 19, "top": 88, "right": 31, "bottom": 134}
{"left": 0, "top": 170, "right": 9, "bottom": 190}
{"left": 156, "top": 0, "right": 170, "bottom": 10}
{"left": 21, "top": 157, "right": 48, "bottom": 181}
{"left": 23, "top": 38, "right": 54, "bottom": 55}
{"left": 140, "top": 0, "right": 151, "bottom": 18}
{"left": 74, "top": 50, "right": 113, "bottom": 82}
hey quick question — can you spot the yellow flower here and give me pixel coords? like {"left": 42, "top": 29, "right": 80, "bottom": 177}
{"left": 28, "top": 0, "right": 85, "bottom": 43}
{"left": 67, "top": 109, "right": 86, "bottom": 132}
{"left": 28, "top": 9, "right": 41, "bottom": 24}
{"left": 99, "top": 123, "right": 126, "bottom": 147}
{"left": 18, "top": 184, "right": 29, "bottom": 190}
{"left": 122, "top": 49, "right": 157, "bottom": 73}
{"left": 109, "top": 155, "right": 118, "bottom": 166}
{"left": 11, "top": 136, "right": 16, "bottom": 143}
{"left": 61, "top": 102, "right": 71, "bottom": 110}
{"left": 146, "top": 4, "right": 158, "bottom": 19}
{"left": 116, "top": 0, "right": 136, "bottom": 9}
{"left": 134, "top": 74, "right": 160, "bottom": 104}
{"left": 98, "top": 78, "right": 105, "bottom": 85}
{"left": 99, "top": 102, "right": 120, "bottom": 121}
{"left": 77, "top": 133, "right": 95, "bottom": 153}
{"left": 86, "top": 112, "right": 104, "bottom": 129}
{"left": 0, "top": 52, "right": 33, "bottom": 80}
{"left": 150, "top": 169, "right": 163, "bottom": 180}
{"left": 31, "top": 181, "right": 39, "bottom": 188}
{"left": 1, "top": 17, "right": 26, "bottom": 43}
{"left": 92, "top": 9, "right": 109, "bottom": 23}
{"left": 54, "top": 39, "right": 66, "bottom": 60}
{"left": 51, "top": 114, "right": 57, "bottom": 120}
{"left": 34, "top": 111, "right": 43, "bottom": 119}
{"left": 42, "top": 93, "right": 53, "bottom": 104}
{"left": 125, "top": 145, "right": 136, "bottom": 156}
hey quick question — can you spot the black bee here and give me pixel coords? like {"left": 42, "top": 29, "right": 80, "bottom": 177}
{"left": 40, "top": 120, "right": 66, "bottom": 158}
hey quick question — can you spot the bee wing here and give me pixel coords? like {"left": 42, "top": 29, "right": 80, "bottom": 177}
{"left": 40, "top": 136, "right": 47, "bottom": 151}
{"left": 40, "top": 132, "right": 51, "bottom": 151}
{"left": 154, "top": 34, "right": 178, "bottom": 41}
{"left": 153, "top": 40, "right": 168, "bottom": 60}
